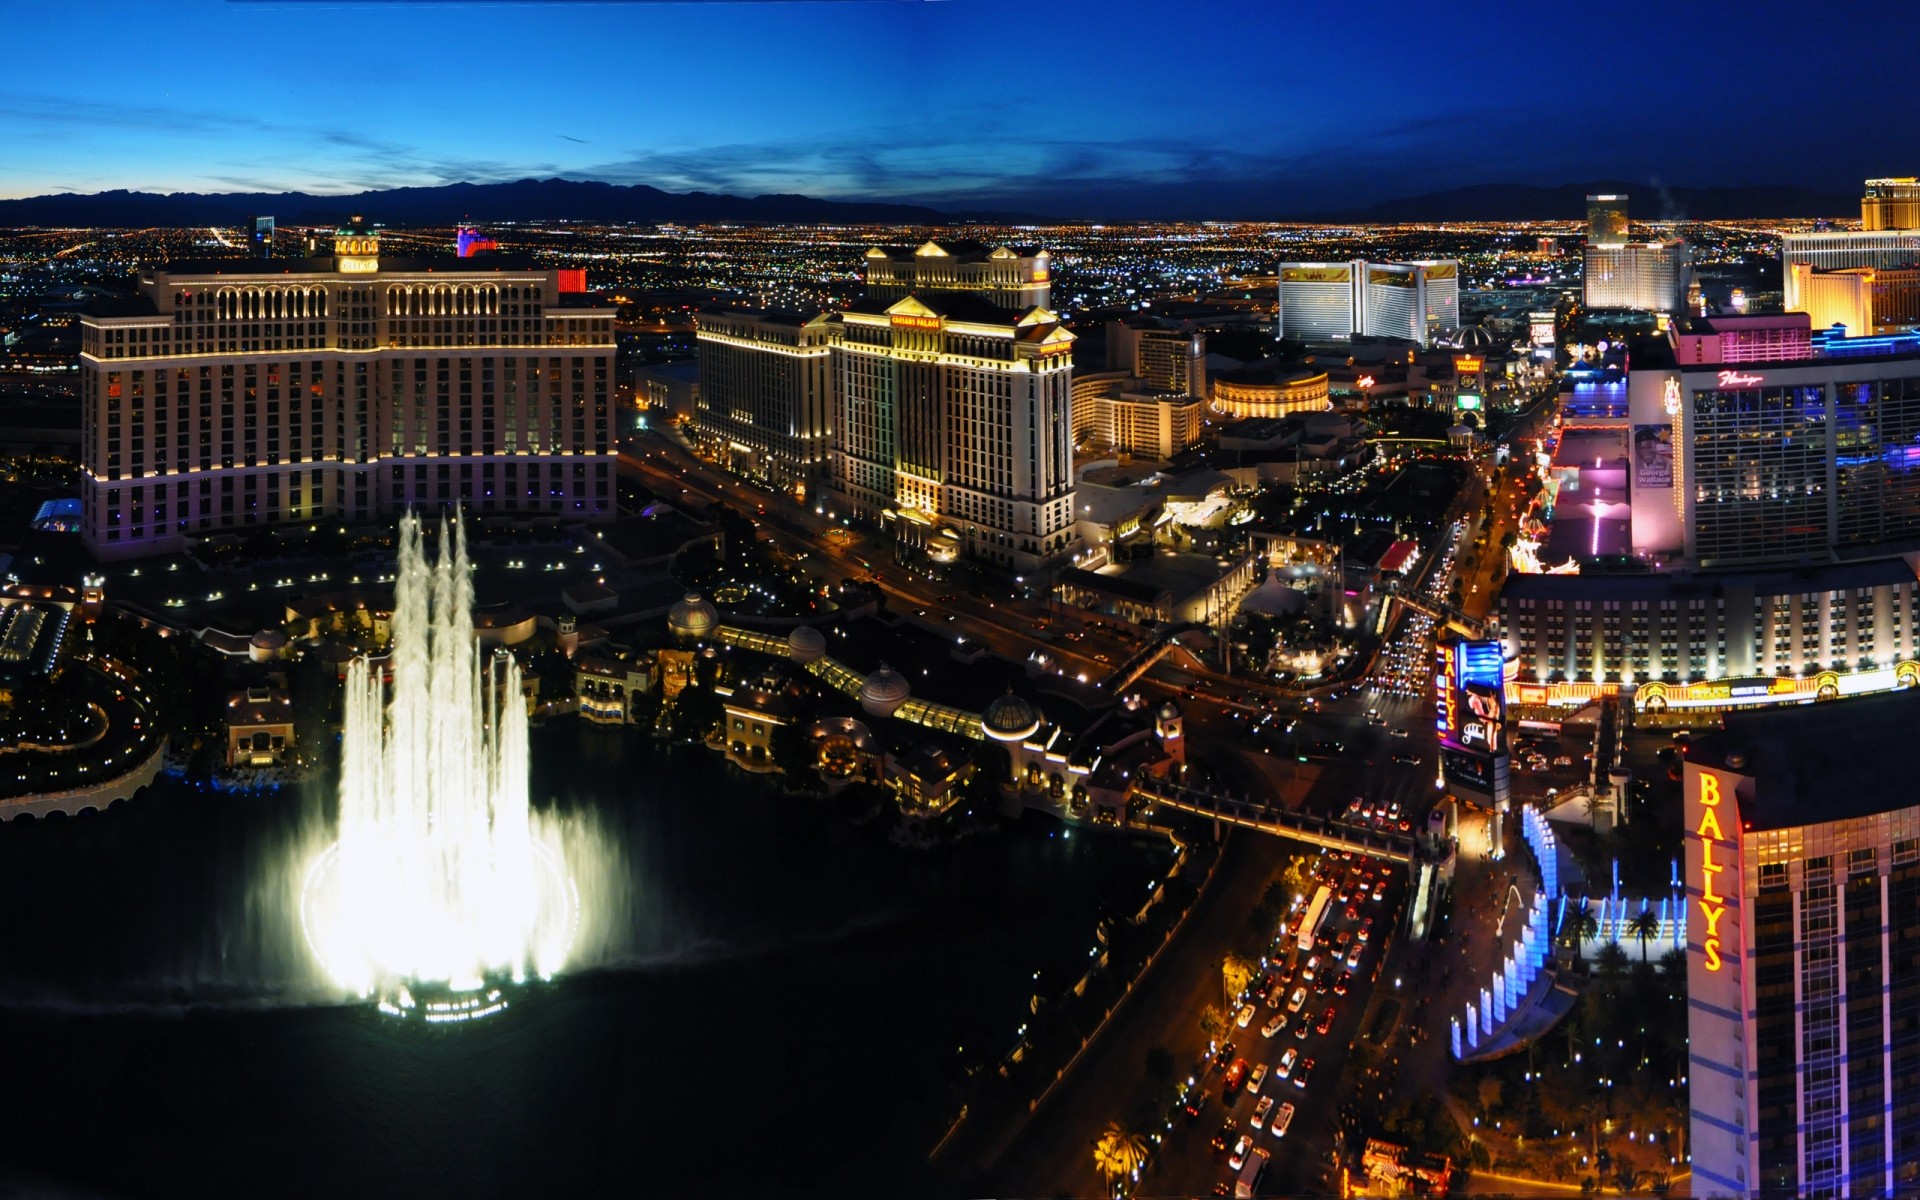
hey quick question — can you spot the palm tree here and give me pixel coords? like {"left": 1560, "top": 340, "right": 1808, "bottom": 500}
{"left": 1093, "top": 1120, "right": 1151, "bottom": 1196}
{"left": 1567, "top": 906, "right": 1600, "bottom": 952}
{"left": 1221, "top": 953, "right": 1256, "bottom": 1004}
{"left": 1629, "top": 908, "right": 1661, "bottom": 962}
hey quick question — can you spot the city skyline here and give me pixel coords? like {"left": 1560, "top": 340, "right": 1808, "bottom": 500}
{"left": 7, "top": 0, "right": 1919, "bottom": 217}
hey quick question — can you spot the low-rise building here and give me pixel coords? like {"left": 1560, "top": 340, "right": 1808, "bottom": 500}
{"left": 225, "top": 686, "right": 293, "bottom": 767}
{"left": 574, "top": 653, "right": 657, "bottom": 725}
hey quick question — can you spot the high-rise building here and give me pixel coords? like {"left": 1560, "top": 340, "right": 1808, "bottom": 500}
{"left": 1069, "top": 371, "right": 1203, "bottom": 460}
{"left": 1104, "top": 321, "right": 1206, "bottom": 395}
{"left": 1862, "top": 176, "right": 1920, "bottom": 231}
{"left": 1787, "top": 261, "right": 1920, "bottom": 336}
{"left": 1276, "top": 260, "right": 1459, "bottom": 348}
{"left": 1582, "top": 240, "right": 1692, "bottom": 311}
{"left": 691, "top": 308, "right": 832, "bottom": 492}
{"left": 861, "top": 240, "right": 1051, "bottom": 310}
{"left": 249, "top": 216, "right": 274, "bottom": 259}
{"left": 1781, "top": 231, "right": 1920, "bottom": 305}
{"left": 1683, "top": 696, "right": 1920, "bottom": 1200}
{"left": 76, "top": 224, "right": 616, "bottom": 559}
{"left": 829, "top": 286, "right": 1075, "bottom": 572}
{"left": 1586, "top": 193, "right": 1629, "bottom": 247}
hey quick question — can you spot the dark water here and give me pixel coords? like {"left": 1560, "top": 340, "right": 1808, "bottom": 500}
{"left": 0, "top": 723, "right": 1167, "bottom": 1198}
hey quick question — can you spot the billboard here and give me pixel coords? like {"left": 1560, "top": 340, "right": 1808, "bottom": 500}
{"left": 1437, "top": 638, "right": 1509, "bottom": 802}
{"left": 1281, "top": 266, "right": 1351, "bottom": 283}
{"left": 1633, "top": 424, "right": 1673, "bottom": 490}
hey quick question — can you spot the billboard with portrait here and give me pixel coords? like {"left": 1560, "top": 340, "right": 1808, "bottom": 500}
{"left": 1437, "top": 638, "right": 1508, "bottom": 802}
{"left": 1633, "top": 424, "right": 1673, "bottom": 491}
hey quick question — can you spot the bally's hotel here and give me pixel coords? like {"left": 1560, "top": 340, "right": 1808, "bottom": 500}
{"left": 1276, "top": 259, "right": 1459, "bottom": 348}
{"left": 1685, "top": 694, "right": 1920, "bottom": 1199}
{"left": 77, "top": 223, "right": 617, "bottom": 559}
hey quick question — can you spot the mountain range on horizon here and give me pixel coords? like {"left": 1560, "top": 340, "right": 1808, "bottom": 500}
{"left": 0, "top": 177, "right": 1861, "bottom": 229}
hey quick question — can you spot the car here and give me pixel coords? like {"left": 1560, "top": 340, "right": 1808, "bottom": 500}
{"left": 1389, "top": 726, "right": 1409, "bottom": 737}
{"left": 1554, "top": 755, "right": 1574, "bottom": 767}
{"left": 1271, "top": 1101, "right": 1296, "bottom": 1138}
{"left": 1287, "top": 987, "right": 1308, "bottom": 1012}
{"left": 1347, "top": 944, "right": 1364, "bottom": 968}
{"left": 1391, "top": 751, "right": 1421, "bottom": 764}
{"left": 1184, "top": 1087, "right": 1208, "bottom": 1119}
{"left": 1223, "top": 1058, "right": 1249, "bottom": 1095}
{"left": 1335, "top": 930, "right": 1351, "bottom": 949}
{"left": 1317, "top": 1007, "right": 1336, "bottom": 1035}
{"left": 1261, "top": 1013, "right": 1286, "bottom": 1039}
{"left": 1294, "top": 1020, "right": 1309, "bottom": 1041}
{"left": 1295, "top": 1058, "right": 1315, "bottom": 1088}
{"left": 1248, "top": 1063, "right": 1268, "bottom": 1093}
{"left": 1277, "top": 1047, "right": 1298, "bottom": 1077}
{"left": 1228, "top": 1133, "right": 1254, "bottom": 1171}
{"left": 1213, "top": 1041, "right": 1236, "bottom": 1069}
{"left": 1211, "top": 1120, "right": 1239, "bottom": 1154}
{"left": 1235, "top": 1003, "right": 1256, "bottom": 1029}
{"left": 1344, "top": 905, "right": 1359, "bottom": 922}
{"left": 1265, "top": 984, "right": 1287, "bottom": 1009}
{"left": 1373, "top": 883, "right": 1387, "bottom": 902}
{"left": 1302, "top": 954, "right": 1320, "bottom": 979}
{"left": 1252, "top": 1094, "right": 1275, "bottom": 1129}
{"left": 1334, "top": 971, "right": 1350, "bottom": 995}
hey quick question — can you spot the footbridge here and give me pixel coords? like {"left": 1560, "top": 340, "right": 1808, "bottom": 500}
{"left": 1133, "top": 782, "right": 1417, "bottom": 863}
{"left": 1100, "top": 621, "right": 1212, "bottom": 693}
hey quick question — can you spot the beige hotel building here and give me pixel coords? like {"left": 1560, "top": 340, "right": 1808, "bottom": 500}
{"left": 77, "top": 224, "right": 616, "bottom": 558}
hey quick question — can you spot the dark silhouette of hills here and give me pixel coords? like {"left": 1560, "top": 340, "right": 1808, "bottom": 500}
{"left": 0, "top": 176, "right": 1860, "bottom": 228}
{"left": 0, "top": 178, "right": 961, "bottom": 228}
{"left": 1305, "top": 180, "right": 1857, "bottom": 223}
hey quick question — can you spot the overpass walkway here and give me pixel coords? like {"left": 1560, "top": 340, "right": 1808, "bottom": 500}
{"left": 1133, "top": 782, "right": 1417, "bottom": 863}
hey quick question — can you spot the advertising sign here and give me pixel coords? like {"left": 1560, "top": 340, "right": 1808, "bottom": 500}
{"left": 1633, "top": 424, "right": 1673, "bottom": 490}
{"left": 1439, "top": 638, "right": 1509, "bottom": 802}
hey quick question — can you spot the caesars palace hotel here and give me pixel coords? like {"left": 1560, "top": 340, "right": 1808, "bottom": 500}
{"left": 77, "top": 227, "right": 616, "bottom": 558}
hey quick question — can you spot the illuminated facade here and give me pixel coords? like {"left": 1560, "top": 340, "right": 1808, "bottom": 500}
{"left": 1782, "top": 232, "right": 1920, "bottom": 309}
{"left": 828, "top": 291, "right": 1076, "bottom": 572}
{"left": 1501, "top": 558, "right": 1920, "bottom": 689}
{"left": 1106, "top": 321, "right": 1207, "bottom": 397}
{"left": 1208, "top": 365, "right": 1332, "bottom": 419}
{"left": 1582, "top": 240, "right": 1692, "bottom": 312}
{"left": 861, "top": 240, "right": 1051, "bottom": 310}
{"left": 77, "top": 226, "right": 615, "bottom": 559}
{"left": 1586, "top": 193, "right": 1629, "bottom": 247}
{"left": 691, "top": 307, "right": 832, "bottom": 490}
{"left": 1683, "top": 698, "right": 1920, "bottom": 1199}
{"left": 1068, "top": 372, "right": 1202, "bottom": 460}
{"left": 1788, "top": 262, "right": 1920, "bottom": 336}
{"left": 1624, "top": 351, "right": 1920, "bottom": 566}
{"left": 1276, "top": 260, "right": 1459, "bottom": 348}
{"left": 1862, "top": 176, "right": 1920, "bottom": 231}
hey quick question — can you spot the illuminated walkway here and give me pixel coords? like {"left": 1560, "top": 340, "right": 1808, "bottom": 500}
{"left": 1134, "top": 782, "right": 1417, "bottom": 862}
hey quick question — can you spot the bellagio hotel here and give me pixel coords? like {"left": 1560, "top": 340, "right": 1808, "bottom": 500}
{"left": 77, "top": 223, "right": 616, "bottom": 558}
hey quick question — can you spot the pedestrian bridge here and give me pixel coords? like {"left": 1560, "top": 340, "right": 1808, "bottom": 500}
{"left": 1133, "top": 782, "right": 1416, "bottom": 863}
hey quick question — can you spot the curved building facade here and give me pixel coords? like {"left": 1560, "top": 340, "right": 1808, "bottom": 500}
{"left": 1209, "top": 366, "right": 1331, "bottom": 419}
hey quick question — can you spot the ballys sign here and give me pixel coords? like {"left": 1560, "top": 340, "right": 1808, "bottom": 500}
{"left": 1695, "top": 771, "right": 1735, "bottom": 971}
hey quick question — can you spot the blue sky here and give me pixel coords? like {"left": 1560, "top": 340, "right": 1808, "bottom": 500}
{"left": 4, "top": 0, "right": 1918, "bottom": 216}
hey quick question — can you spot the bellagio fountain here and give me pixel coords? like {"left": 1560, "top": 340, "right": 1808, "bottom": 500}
{"left": 300, "top": 513, "right": 578, "bottom": 1023}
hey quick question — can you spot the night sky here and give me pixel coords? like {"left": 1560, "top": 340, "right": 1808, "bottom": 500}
{"left": 6, "top": 0, "right": 1919, "bottom": 216}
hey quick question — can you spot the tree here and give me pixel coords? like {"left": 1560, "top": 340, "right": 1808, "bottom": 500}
{"left": 1567, "top": 907, "right": 1600, "bottom": 952}
{"left": 1221, "top": 954, "right": 1256, "bottom": 1004}
{"left": 1199, "top": 1004, "right": 1229, "bottom": 1046}
{"left": 1628, "top": 908, "right": 1661, "bottom": 962}
{"left": 1092, "top": 1121, "right": 1150, "bottom": 1195}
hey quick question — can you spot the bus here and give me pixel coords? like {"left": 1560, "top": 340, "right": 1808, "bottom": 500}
{"left": 1234, "top": 1145, "right": 1270, "bottom": 1199}
{"left": 1297, "top": 885, "right": 1333, "bottom": 952}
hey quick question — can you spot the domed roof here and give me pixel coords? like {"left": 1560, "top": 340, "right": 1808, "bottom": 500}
{"left": 1156, "top": 699, "right": 1182, "bottom": 722}
{"left": 859, "top": 664, "right": 911, "bottom": 718}
{"left": 1455, "top": 324, "right": 1499, "bottom": 351}
{"left": 787, "top": 624, "right": 826, "bottom": 663}
{"left": 250, "top": 629, "right": 289, "bottom": 649}
{"left": 981, "top": 691, "right": 1042, "bottom": 742}
{"left": 667, "top": 592, "right": 718, "bottom": 640}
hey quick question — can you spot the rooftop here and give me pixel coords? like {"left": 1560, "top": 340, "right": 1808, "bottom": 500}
{"left": 1689, "top": 688, "right": 1920, "bottom": 830}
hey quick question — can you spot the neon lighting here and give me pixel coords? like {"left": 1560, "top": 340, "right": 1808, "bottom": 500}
{"left": 1716, "top": 370, "right": 1763, "bottom": 388}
